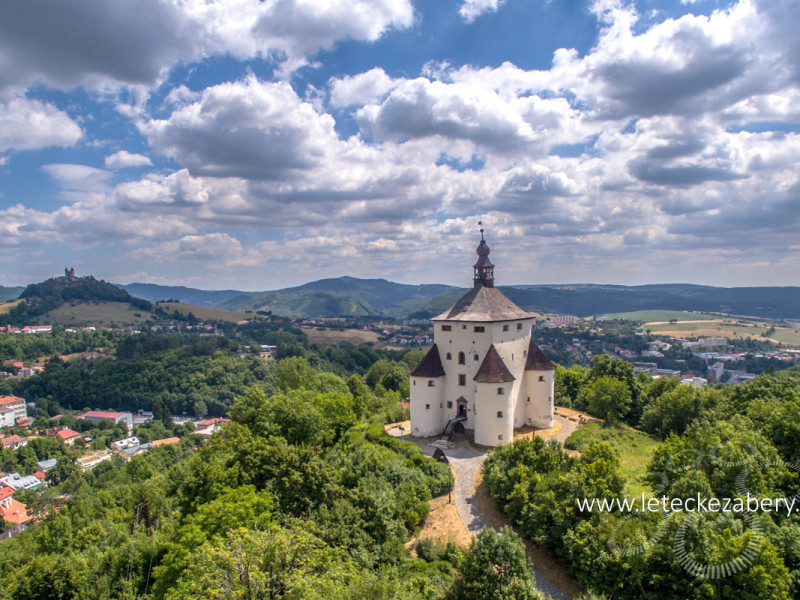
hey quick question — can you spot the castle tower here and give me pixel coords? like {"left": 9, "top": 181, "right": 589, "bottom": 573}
{"left": 409, "top": 230, "right": 554, "bottom": 446}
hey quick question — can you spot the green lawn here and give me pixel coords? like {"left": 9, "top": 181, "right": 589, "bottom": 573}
{"left": 600, "top": 310, "right": 717, "bottom": 322}
{"left": 565, "top": 422, "right": 661, "bottom": 498}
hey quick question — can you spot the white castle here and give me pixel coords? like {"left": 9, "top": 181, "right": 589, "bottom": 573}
{"left": 409, "top": 231, "right": 554, "bottom": 447}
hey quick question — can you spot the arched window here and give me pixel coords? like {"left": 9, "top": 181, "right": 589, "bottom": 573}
{"left": 458, "top": 351, "right": 465, "bottom": 364}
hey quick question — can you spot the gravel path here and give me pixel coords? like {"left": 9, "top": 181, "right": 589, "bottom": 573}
{"left": 404, "top": 437, "right": 571, "bottom": 600}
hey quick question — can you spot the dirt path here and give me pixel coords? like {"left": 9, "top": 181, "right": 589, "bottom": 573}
{"left": 388, "top": 418, "right": 586, "bottom": 599}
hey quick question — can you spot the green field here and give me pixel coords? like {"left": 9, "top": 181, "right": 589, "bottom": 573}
{"left": 601, "top": 310, "right": 717, "bottom": 322}
{"left": 565, "top": 422, "right": 661, "bottom": 497}
{"left": 155, "top": 301, "right": 252, "bottom": 323}
{"left": 646, "top": 321, "right": 800, "bottom": 346}
{"left": 46, "top": 301, "right": 155, "bottom": 326}
{"left": 0, "top": 299, "right": 22, "bottom": 315}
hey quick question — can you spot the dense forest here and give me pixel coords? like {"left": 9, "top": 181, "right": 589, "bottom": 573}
{"left": 0, "top": 345, "right": 554, "bottom": 600}
{"left": 483, "top": 355, "right": 800, "bottom": 599}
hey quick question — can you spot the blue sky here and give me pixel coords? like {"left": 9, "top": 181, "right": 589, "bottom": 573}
{"left": 1, "top": 0, "right": 799, "bottom": 290}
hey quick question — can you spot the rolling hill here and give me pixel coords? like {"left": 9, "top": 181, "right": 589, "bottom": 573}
{"left": 109, "top": 278, "right": 800, "bottom": 320}
{"left": 0, "top": 285, "right": 24, "bottom": 303}
{"left": 116, "top": 283, "right": 244, "bottom": 307}
{"left": 215, "top": 277, "right": 455, "bottom": 318}
{"left": 12, "top": 275, "right": 800, "bottom": 322}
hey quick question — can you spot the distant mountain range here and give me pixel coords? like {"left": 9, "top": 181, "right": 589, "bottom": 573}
{"left": 0, "top": 286, "right": 24, "bottom": 302}
{"left": 4, "top": 276, "right": 800, "bottom": 321}
{"left": 118, "top": 278, "right": 800, "bottom": 320}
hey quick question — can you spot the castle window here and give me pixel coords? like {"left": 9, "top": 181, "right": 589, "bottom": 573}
{"left": 512, "top": 354, "right": 514, "bottom": 361}
{"left": 503, "top": 324, "right": 509, "bottom": 332}
{"left": 498, "top": 434, "right": 503, "bottom": 440}
{"left": 427, "top": 381, "right": 435, "bottom": 387}
{"left": 458, "top": 374, "right": 466, "bottom": 386}
{"left": 523, "top": 350, "right": 527, "bottom": 357}
{"left": 441, "top": 325, "right": 451, "bottom": 332}
{"left": 474, "top": 326, "right": 485, "bottom": 332}
{"left": 497, "top": 411, "right": 503, "bottom": 418}
{"left": 497, "top": 387, "right": 504, "bottom": 395}
{"left": 413, "top": 380, "right": 416, "bottom": 385}
{"left": 458, "top": 351, "right": 465, "bottom": 364}
{"left": 446, "top": 352, "right": 452, "bottom": 360}
{"left": 517, "top": 323, "right": 523, "bottom": 330}
{"left": 539, "top": 375, "right": 545, "bottom": 382}
{"left": 425, "top": 404, "right": 430, "bottom": 410}
{"left": 447, "top": 401, "right": 453, "bottom": 408}
{"left": 526, "top": 396, "right": 530, "bottom": 403}
{"left": 474, "top": 354, "right": 479, "bottom": 361}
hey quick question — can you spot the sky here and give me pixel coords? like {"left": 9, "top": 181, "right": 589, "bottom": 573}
{"left": 1, "top": 0, "right": 799, "bottom": 291}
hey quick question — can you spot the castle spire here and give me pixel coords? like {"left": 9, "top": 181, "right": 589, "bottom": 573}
{"left": 473, "top": 223, "right": 494, "bottom": 288}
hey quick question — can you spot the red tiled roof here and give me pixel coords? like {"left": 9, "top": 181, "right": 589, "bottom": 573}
{"left": 56, "top": 429, "right": 81, "bottom": 440}
{"left": 78, "top": 411, "right": 126, "bottom": 420}
{"left": 474, "top": 345, "right": 515, "bottom": 383}
{"left": 196, "top": 418, "right": 230, "bottom": 427}
{"left": 0, "top": 497, "right": 30, "bottom": 524}
{"left": 1, "top": 435, "right": 26, "bottom": 447}
{"left": 0, "top": 396, "right": 25, "bottom": 407}
{"left": 0, "top": 487, "right": 14, "bottom": 501}
{"left": 151, "top": 437, "right": 180, "bottom": 446}
{"left": 33, "top": 471, "right": 45, "bottom": 481}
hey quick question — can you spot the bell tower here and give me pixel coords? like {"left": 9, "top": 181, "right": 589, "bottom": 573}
{"left": 473, "top": 222, "right": 494, "bottom": 288}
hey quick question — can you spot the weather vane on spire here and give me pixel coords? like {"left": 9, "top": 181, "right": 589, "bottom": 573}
{"left": 478, "top": 220, "right": 484, "bottom": 241}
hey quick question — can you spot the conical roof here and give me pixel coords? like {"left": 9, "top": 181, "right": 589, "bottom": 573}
{"left": 524, "top": 339, "right": 554, "bottom": 371}
{"left": 474, "top": 345, "right": 515, "bottom": 383}
{"left": 432, "top": 285, "right": 532, "bottom": 322}
{"left": 409, "top": 344, "right": 446, "bottom": 377}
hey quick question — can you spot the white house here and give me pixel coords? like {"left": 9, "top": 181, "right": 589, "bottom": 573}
{"left": 409, "top": 232, "right": 554, "bottom": 447}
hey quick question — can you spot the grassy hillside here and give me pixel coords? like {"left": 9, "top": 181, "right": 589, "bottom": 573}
{"left": 0, "top": 299, "right": 23, "bottom": 316}
{"left": 6, "top": 274, "right": 153, "bottom": 325}
{"left": 602, "top": 310, "right": 718, "bottom": 322}
{"left": 564, "top": 423, "right": 661, "bottom": 497}
{"left": 155, "top": 301, "right": 251, "bottom": 323}
{"left": 45, "top": 301, "right": 155, "bottom": 327}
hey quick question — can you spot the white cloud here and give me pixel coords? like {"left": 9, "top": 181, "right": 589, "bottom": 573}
{"left": 141, "top": 76, "right": 338, "bottom": 180}
{"left": 329, "top": 68, "right": 396, "bottom": 107}
{"left": 0, "top": 0, "right": 414, "bottom": 96}
{"left": 458, "top": 0, "right": 506, "bottom": 23}
{"left": 0, "top": 98, "right": 82, "bottom": 152}
{"left": 104, "top": 151, "right": 153, "bottom": 169}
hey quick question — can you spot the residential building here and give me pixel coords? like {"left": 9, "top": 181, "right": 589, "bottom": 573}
{"left": 0, "top": 435, "right": 27, "bottom": 450}
{"left": 0, "top": 497, "right": 32, "bottom": 530}
{"left": 77, "top": 410, "right": 133, "bottom": 431}
{"left": 0, "top": 473, "right": 42, "bottom": 491}
{"left": 409, "top": 233, "right": 554, "bottom": 447}
{"left": 111, "top": 436, "right": 140, "bottom": 450}
{"left": 0, "top": 408, "right": 15, "bottom": 428}
{"left": 0, "top": 396, "right": 27, "bottom": 424}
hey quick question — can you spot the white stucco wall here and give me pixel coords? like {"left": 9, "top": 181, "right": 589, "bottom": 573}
{"left": 410, "top": 315, "right": 553, "bottom": 446}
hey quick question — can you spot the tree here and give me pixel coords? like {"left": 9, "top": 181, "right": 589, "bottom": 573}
{"left": 449, "top": 526, "right": 543, "bottom": 600}
{"left": 583, "top": 377, "right": 631, "bottom": 424}
{"left": 166, "top": 526, "right": 334, "bottom": 600}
